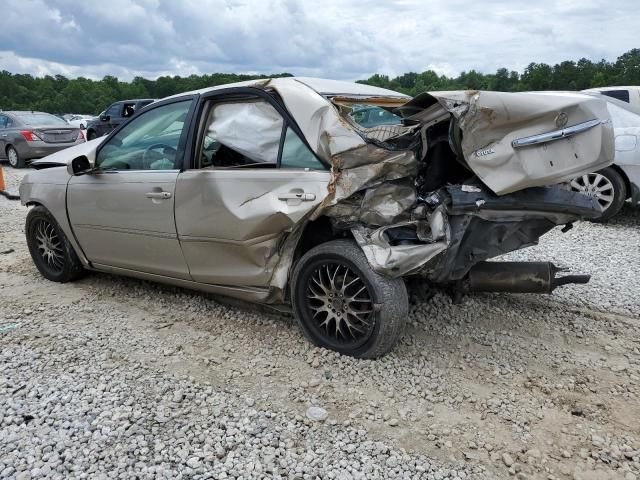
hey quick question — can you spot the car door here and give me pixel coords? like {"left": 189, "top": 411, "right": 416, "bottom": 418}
{"left": 174, "top": 92, "right": 331, "bottom": 287}
{"left": 67, "top": 97, "right": 196, "bottom": 279}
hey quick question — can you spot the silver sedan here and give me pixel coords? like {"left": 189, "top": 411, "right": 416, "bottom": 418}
{"left": 0, "top": 111, "right": 85, "bottom": 168}
{"left": 19, "top": 77, "right": 614, "bottom": 358}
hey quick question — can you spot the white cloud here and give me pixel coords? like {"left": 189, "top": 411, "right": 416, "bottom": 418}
{"left": 0, "top": 0, "right": 636, "bottom": 80}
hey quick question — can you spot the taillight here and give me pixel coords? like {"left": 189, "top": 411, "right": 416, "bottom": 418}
{"left": 77, "top": 130, "right": 85, "bottom": 142}
{"left": 20, "top": 130, "right": 42, "bottom": 142}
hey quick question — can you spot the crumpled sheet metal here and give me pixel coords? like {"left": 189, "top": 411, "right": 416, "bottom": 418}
{"left": 312, "top": 144, "right": 418, "bottom": 219}
{"left": 350, "top": 210, "right": 449, "bottom": 277}
{"left": 266, "top": 78, "right": 368, "bottom": 164}
{"left": 400, "top": 90, "right": 615, "bottom": 195}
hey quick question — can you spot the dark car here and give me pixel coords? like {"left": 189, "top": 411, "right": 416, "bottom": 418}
{"left": 86, "top": 99, "right": 155, "bottom": 140}
{"left": 0, "top": 111, "right": 85, "bottom": 168}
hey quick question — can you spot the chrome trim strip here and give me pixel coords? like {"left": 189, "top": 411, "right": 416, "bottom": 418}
{"left": 511, "top": 119, "right": 604, "bottom": 148}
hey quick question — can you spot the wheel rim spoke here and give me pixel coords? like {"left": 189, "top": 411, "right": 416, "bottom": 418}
{"left": 33, "top": 219, "right": 65, "bottom": 274}
{"left": 305, "top": 261, "right": 374, "bottom": 346}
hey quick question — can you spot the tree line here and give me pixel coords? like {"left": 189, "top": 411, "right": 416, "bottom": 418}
{"left": 0, "top": 49, "right": 639, "bottom": 115}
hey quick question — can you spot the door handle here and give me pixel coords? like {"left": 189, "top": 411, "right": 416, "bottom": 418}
{"left": 145, "top": 191, "right": 172, "bottom": 199}
{"left": 277, "top": 192, "right": 315, "bottom": 201}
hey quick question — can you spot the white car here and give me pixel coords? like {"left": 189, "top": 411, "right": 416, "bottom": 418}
{"left": 582, "top": 86, "right": 640, "bottom": 109}
{"left": 571, "top": 93, "right": 640, "bottom": 220}
{"left": 66, "top": 115, "right": 95, "bottom": 130}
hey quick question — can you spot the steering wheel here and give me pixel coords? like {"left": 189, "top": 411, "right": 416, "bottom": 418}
{"left": 142, "top": 143, "right": 177, "bottom": 169}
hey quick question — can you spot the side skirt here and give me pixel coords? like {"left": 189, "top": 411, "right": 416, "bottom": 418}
{"left": 89, "top": 263, "right": 273, "bottom": 304}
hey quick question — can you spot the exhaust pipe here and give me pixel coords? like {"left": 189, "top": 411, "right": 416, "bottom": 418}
{"left": 462, "top": 261, "right": 590, "bottom": 294}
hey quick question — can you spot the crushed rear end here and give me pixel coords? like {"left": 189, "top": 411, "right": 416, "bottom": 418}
{"left": 289, "top": 88, "right": 614, "bottom": 295}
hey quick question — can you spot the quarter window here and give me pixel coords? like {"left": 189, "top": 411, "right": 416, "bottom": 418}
{"left": 280, "top": 127, "right": 325, "bottom": 170}
{"left": 601, "top": 90, "right": 630, "bottom": 103}
{"left": 96, "top": 100, "right": 192, "bottom": 171}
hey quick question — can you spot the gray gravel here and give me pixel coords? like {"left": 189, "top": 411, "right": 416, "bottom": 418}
{"left": 1, "top": 164, "right": 639, "bottom": 479}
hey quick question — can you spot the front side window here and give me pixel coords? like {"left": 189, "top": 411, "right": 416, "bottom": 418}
{"left": 96, "top": 100, "right": 192, "bottom": 171}
{"left": 106, "top": 104, "right": 122, "bottom": 118}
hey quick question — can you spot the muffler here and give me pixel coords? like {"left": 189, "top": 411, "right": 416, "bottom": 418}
{"left": 462, "top": 261, "right": 590, "bottom": 294}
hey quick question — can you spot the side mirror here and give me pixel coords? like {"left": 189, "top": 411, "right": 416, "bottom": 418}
{"left": 100, "top": 114, "right": 110, "bottom": 122}
{"left": 67, "top": 155, "right": 93, "bottom": 176}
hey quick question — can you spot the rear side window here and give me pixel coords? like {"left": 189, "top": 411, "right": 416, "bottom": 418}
{"left": 0, "top": 115, "right": 8, "bottom": 128}
{"left": 601, "top": 90, "right": 630, "bottom": 103}
{"left": 201, "top": 99, "right": 283, "bottom": 168}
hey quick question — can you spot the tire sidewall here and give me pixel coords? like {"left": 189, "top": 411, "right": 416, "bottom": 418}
{"left": 593, "top": 167, "right": 626, "bottom": 222}
{"left": 293, "top": 251, "right": 382, "bottom": 355}
{"left": 7, "top": 146, "right": 21, "bottom": 168}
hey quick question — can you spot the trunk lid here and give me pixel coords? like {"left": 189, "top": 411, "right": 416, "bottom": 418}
{"left": 400, "top": 90, "right": 615, "bottom": 195}
{"left": 34, "top": 127, "right": 80, "bottom": 144}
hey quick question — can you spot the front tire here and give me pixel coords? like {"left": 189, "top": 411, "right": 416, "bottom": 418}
{"left": 291, "top": 239, "right": 408, "bottom": 359}
{"left": 570, "top": 167, "right": 626, "bottom": 222}
{"left": 6, "top": 146, "right": 25, "bottom": 168}
{"left": 25, "top": 206, "right": 86, "bottom": 282}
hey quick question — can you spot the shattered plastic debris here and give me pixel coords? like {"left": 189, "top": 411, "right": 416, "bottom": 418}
{"left": 461, "top": 185, "right": 482, "bottom": 193}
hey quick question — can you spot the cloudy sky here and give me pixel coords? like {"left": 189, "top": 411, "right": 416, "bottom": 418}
{"left": 0, "top": 0, "right": 636, "bottom": 81}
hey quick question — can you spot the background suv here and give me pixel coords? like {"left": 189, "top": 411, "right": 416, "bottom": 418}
{"left": 85, "top": 99, "right": 155, "bottom": 140}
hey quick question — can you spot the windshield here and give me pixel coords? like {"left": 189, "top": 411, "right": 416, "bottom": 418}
{"left": 15, "top": 113, "right": 69, "bottom": 127}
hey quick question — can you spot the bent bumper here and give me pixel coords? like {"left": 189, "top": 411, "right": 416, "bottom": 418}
{"left": 352, "top": 185, "right": 600, "bottom": 281}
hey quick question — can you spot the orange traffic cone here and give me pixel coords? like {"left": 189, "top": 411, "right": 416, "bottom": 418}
{"left": 0, "top": 165, "right": 20, "bottom": 200}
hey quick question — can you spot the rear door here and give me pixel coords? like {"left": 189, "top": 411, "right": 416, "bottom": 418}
{"left": 174, "top": 91, "right": 330, "bottom": 287}
{"left": 67, "top": 97, "right": 196, "bottom": 278}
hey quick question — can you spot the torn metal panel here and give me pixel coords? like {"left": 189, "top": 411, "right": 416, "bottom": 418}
{"left": 398, "top": 90, "right": 615, "bottom": 195}
{"left": 350, "top": 212, "right": 449, "bottom": 277}
{"left": 314, "top": 144, "right": 418, "bottom": 216}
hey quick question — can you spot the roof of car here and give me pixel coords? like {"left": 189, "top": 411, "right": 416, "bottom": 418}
{"left": 164, "top": 76, "right": 409, "bottom": 101}
{"left": 3, "top": 111, "right": 50, "bottom": 115}
{"left": 114, "top": 99, "right": 156, "bottom": 103}
{"left": 582, "top": 86, "right": 639, "bottom": 92}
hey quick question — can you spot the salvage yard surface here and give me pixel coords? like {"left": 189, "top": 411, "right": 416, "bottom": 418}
{"left": 1, "top": 166, "right": 639, "bottom": 479}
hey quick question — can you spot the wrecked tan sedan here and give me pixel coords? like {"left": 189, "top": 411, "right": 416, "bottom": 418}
{"left": 20, "top": 78, "right": 614, "bottom": 358}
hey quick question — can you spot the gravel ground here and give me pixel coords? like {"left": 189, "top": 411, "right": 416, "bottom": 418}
{"left": 1, "top": 165, "right": 639, "bottom": 479}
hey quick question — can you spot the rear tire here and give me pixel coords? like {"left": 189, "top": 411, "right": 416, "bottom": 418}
{"left": 6, "top": 146, "right": 25, "bottom": 169}
{"left": 570, "top": 167, "right": 626, "bottom": 222}
{"left": 291, "top": 239, "right": 408, "bottom": 359}
{"left": 25, "top": 206, "right": 86, "bottom": 282}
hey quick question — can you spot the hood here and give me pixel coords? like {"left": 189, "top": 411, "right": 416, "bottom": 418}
{"left": 30, "top": 136, "right": 106, "bottom": 169}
